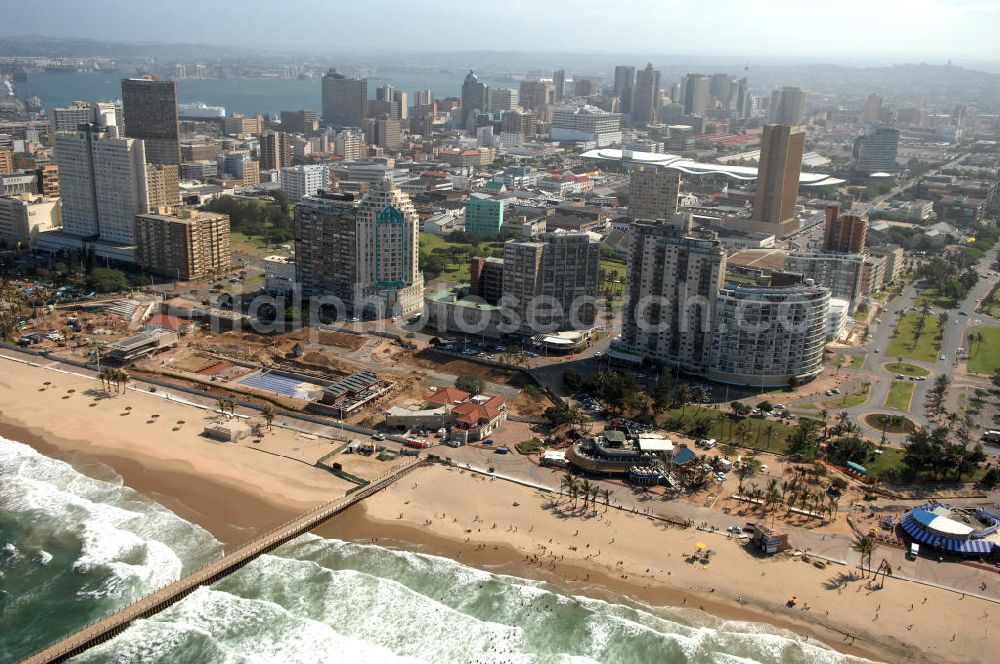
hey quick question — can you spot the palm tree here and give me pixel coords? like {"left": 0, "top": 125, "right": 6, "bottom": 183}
{"left": 262, "top": 405, "right": 275, "bottom": 431}
{"left": 851, "top": 533, "right": 877, "bottom": 578}
{"left": 560, "top": 472, "right": 577, "bottom": 503}
{"left": 216, "top": 398, "right": 229, "bottom": 419}
{"left": 600, "top": 487, "right": 612, "bottom": 512}
{"left": 589, "top": 486, "right": 600, "bottom": 513}
{"left": 579, "top": 479, "right": 593, "bottom": 510}
{"left": 827, "top": 494, "right": 839, "bottom": 522}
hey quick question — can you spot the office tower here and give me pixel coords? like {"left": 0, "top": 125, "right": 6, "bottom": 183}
{"left": 180, "top": 140, "right": 221, "bottom": 162}
{"left": 356, "top": 179, "right": 424, "bottom": 315}
{"left": 321, "top": 69, "right": 368, "bottom": 127}
{"left": 552, "top": 70, "right": 566, "bottom": 102}
{"left": 393, "top": 90, "right": 408, "bottom": 121}
{"left": 0, "top": 148, "right": 13, "bottom": 173}
{"left": 709, "top": 73, "right": 734, "bottom": 106}
{"left": 768, "top": 86, "right": 806, "bottom": 125}
{"left": 549, "top": 106, "right": 622, "bottom": 147}
{"left": 519, "top": 80, "right": 555, "bottom": 110}
{"left": 574, "top": 80, "right": 596, "bottom": 97}
{"left": 501, "top": 110, "right": 538, "bottom": 139}
{"left": 823, "top": 203, "right": 867, "bottom": 253}
{"left": 461, "top": 71, "right": 489, "bottom": 128}
{"left": 294, "top": 193, "right": 361, "bottom": 307}
{"left": 121, "top": 78, "right": 180, "bottom": 165}
{"left": 502, "top": 239, "right": 544, "bottom": 327}
{"left": 632, "top": 63, "right": 661, "bottom": 124}
{"left": 134, "top": 207, "right": 231, "bottom": 280}
{"left": 217, "top": 152, "right": 259, "bottom": 186}
{"left": 852, "top": 124, "right": 900, "bottom": 174}
{"left": 0, "top": 194, "right": 62, "bottom": 248}
{"left": 366, "top": 116, "right": 401, "bottom": 151}
{"left": 465, "top": 194, "right": 504, "bottom": 237}
{"left": 751, "top": 124, "right": 805, "bottom": 233}
{"left": 145, "top": 165, "right": 180, "bottom": 209}
{"left": 259, "top": 130, "right": 293, "bottom": 171}
{"left": 48, "top": 101, "right": 95, "bottom": 133}
{"left": 488, "top": 88, "right": 519, "bottom": 112}
{"left": 333, "top": 130, "right": 363, "bottom": 159}
{"left": 279, "top": 164, "right": 328, "bottom": 203}
{"left": 621, "top": 216, "right": 726, "bottom": 372}
{"left": 679, "top": 74, "right": 710, "bottom": 117}
{"left": 35, "top": 165, "right": 59, "bottom": 197}
{"left": 734, "top": 77, "right": 750, "bottom": 119}
{"left": 54, "top": 124, "right": 149, "bottom": 243}
{"left": 628, "top": 166, "right": 680, "bottom": 221}
{"left": 414, "top": 90, "right": 433, "bottom": 108}
{"left": 613, "top": 65, "right": 636, "bottom": 114}
{"left": 707, "top": 284, "right": 829, "bottom": 387}
{"left": 223, "top": 114, "right": 264, "bottom": 137}
{"left": 864, "top": 93, "right": 883, "bottom": 124}
{"left": 280, "top": 110, "right": 319, "bottom": 134}
{"left": 469, "top": 256, "right": 505, "bottom": 305}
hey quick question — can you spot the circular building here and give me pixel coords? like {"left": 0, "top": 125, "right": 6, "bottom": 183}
{"left": 900, "top": 504, "right": 998, "bottom": 556}
{"left": 707, "top": 284, "right": 829, "bottom": 387}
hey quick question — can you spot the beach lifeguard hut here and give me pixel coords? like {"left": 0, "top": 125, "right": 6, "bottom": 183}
{"left": 751, "top": 524, "right": 789, "bottom": 555}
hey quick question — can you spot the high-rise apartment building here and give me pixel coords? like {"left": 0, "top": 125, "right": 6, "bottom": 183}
{"left": 35, "top": 165, "right": 60, "bottom": 198}
{"left": 134, "top": 207, "right": 231, "bottom": 280}
{"left": 333, "top": 130, "right": 363, "bottom": 159}
{"left": 461, "top": 71, "right": 489, "bottom": 128}
{"left": 823, "top": 203, "right": 867, "bottom": 253}
{"left": 707, "top": 284, "right": 829, "bottom": 387}
{"left": 121, "top": 78, "right": 180, "bottom": 165}
{"left": 768, "top": 86, "right": 806, "bottom": 125}
{"left": 501, "top": 110, "right": 538, "bottom": 139}
{"left": 628, "top": 166, "right": 680, "bottom": 221}
{"left": 145, "top": 165, "right": 180, "bottom": 209}
{"left": 0, "top": 148, "right": 14, "bottom": 174}
{"left": 501, "top": 233, "right": 599, "bottom": 331}
{"left": 294, "top": 193, "right": 361, "bottom": 308}
{"left": 552, "top": 70, "right": 566, "bottom": 103}
{"left": 785, "top": 251, "right": 865, "bottom": 313}
{"left": 321, "top": 69, "right": 368, "bottom": 127}
{"left": 279, "top": 164, "right": 328, "bottom": 202}
{"left": 469, "top": 256, "right": 505, "bottom": 305}
{"left": 751, "top": 124, "right": 805, "bottom": 234}
{"left": 259, "top": 131, "right": 293, "bottom": 171}
{"left": 465, "top": 194, "right": 504, "bottom": 237}
{"left": 632, "top": 63, "right": 661, "bottom": 125}
{"left": 621, "top": 216, "right": 726, "bottom": 372}
{"left": 54, "top": 124, "right": 149, "bottom": 243}
{"left": 356, "top": 179, "right": 424, "bottom": 315}
{"left": 49, "top": 100, "right": 120, "bottom": 134}
{"left": 613, "top": 65, "right": 636, "bottom": 114}
{"left": 280, "top": 110, "right": 319, "bottom": 134}
{"left": 852, "top": 124, "right": 900, "bottom": 174}
{"left": 679, "top": 74, "right": 710, "bottom": 117}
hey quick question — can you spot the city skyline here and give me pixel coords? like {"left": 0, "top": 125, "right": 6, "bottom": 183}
{"left": 0, "top": 0, "right": 998, "bottom": 60}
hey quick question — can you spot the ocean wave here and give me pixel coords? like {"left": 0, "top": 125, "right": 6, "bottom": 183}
{"left": 80, "top": 533, "right": 870, "bottom": 663}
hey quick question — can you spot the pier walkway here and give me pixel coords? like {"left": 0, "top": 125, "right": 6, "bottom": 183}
{"left": 22, "top": 459, "right": 426, "bottom": 664}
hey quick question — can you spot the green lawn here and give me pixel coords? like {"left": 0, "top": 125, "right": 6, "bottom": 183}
{"left": 886, "top": 312, "right": 942, "bottom": 362}
{"left": 866, "top": 447, "right": 906, "bottom": 480}
{"left": 915, "top": 288, "right": 957, "bottom": 309}
{"left": 419, "top": 232, "right": 506, "bottom": 283}
{"left": 883, "top": 362, "right": 930, "bottom": 377}
{"left": 967, "top": 326, "right": 1000, "bottom": 374}
{"left": 231, "top": 231, "right": 279, "bottom": 258}
{"left": 885, "top": 380, "right": 915, "bottom": 410}
{"left": 658, "top": 406, "right": 799, "bottom": 455}
{"left": 838, "top": 354, "right": 867, "bottom": 370}
{"left": 599, "top": 259, "right": 626, "bottom": 281}
{"left": 795, "top": 383, "right": 871, "bottom": 411}
{"left": 852, "top": 302, "right": 869, "bottom": 323}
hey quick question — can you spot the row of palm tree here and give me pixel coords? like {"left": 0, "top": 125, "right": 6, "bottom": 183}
{"left": 559, "top": 473, "right": 613, "bottom": 513}
{"left": 739, "top": 473, "right": 840, "bottom": 522}
{"left": 99, "top": 367, "right": 129, "bottom": 394}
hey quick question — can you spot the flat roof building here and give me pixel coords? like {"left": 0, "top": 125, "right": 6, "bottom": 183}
{"left": 134, "top": 207, "right": 231, "bottom": 280}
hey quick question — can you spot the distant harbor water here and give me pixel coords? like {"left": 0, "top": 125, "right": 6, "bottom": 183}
{"left": 14, "top": 70, "right": 516, "bottom": 117}
{"left": 0, "top": 435, "right": 867, "bottom": 664}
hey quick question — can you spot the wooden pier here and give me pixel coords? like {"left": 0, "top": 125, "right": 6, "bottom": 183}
{"left": 22, "top": 460, "right": 426, "bottom": 664}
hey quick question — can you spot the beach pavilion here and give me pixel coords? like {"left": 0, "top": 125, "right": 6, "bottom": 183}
{"left": 899, "top": 505, "right": 998, "bottom": 557}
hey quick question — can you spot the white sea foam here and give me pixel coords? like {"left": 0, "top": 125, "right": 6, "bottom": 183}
{"left": 0, "top": 436, "right": 221, "bottom": 601}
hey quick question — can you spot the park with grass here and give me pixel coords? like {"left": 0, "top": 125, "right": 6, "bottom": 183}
{"left": 966, "top": 326, "right": 1000, "bottom": 374}
{"left": 884, "top": 380, "right": 915, "bottom": 410}
{"left": 836, "top": 354, "right": 866, "bottom": 370}
{"left": 883, "top": 361, "right": 929, "bottom": 377}
{"left": 886, "top": 311, "right": 943, "bottom": 362}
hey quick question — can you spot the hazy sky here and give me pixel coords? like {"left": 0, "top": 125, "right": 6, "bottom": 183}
{"left": 3, "top": 0, "right": 998, "bottom": 60}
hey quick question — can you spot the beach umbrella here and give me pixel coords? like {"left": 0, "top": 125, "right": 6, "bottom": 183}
{"left": 695, "top": 542, "right": 706, "bottom": 550}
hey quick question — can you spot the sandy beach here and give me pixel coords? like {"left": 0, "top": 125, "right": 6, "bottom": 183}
{"left": 319, "top": 464, "right": 1000, "bottom": 664}
{"left": 0, "top": 356, "right": 352, "bottom": 547}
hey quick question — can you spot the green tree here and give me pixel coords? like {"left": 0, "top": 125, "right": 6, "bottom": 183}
{"left": 87, "top": 268, "right": 128, "bottom": 293}
{"left": 456, "top": 374, "right": 486, "bottom": 395}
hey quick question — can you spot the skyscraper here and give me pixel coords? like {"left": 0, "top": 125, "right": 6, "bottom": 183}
{"left": 613, "top": 65, "right": 636, "bottom": 114}
{"left": 294, "top": 192, "right": 361, "bottom": 308}
{"left": 260, "top": 131, "right": 293, "bottom": 171}
{"left": 356, "top": 179, "right": 424, "bottom": 315}
{"left": 823, "top": 203, "right": 867, "bottom": 254}
{"left": 751, "top": 124, "right": 805, "bottom": 233}
{"left": 679, "top": 74, "right": 710, "bottom": 117}
{"left": 519, "top": 80, "right": 554, "bottom": 110}
{"left": 54, "top": 124, "right": 149, "bottom": 244}
{"left": 768, "top": 86, "right": 806, "bottom": 125}
{"left": 709, "top": 73, "right": 735, "bottom": 107}
{"left": 864, "top": 93, "right": 883, "bottom": 124}
{"left": 628, "top": 166, "right": 680, "bottom": 221}
{"left": 461, "top": 71, "right": 489, "bottom": 128}
{"left": 121, "top": 78, "right": 180, "bottom": 165}
{"left": 632, "top": 63, "right": 661, "bottom": 125}
{"left": 552, "top": 70, "right": 566, "bottom": 103}
{"left": 134, "top": 208, "right": 231, "bottom": 280}
{"left": 621, "top": 215, "right": 726, "bottom": 372}
{"left": 321, "top": 69, "right": 368, "bottom": 127}
{"left": 852, "top": 124, "right": 900, "bottom": 174}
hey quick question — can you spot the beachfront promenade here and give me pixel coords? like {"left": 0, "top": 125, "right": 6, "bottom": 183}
{"left": 22, "top": 459, "right": 427, "bottom": 664}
